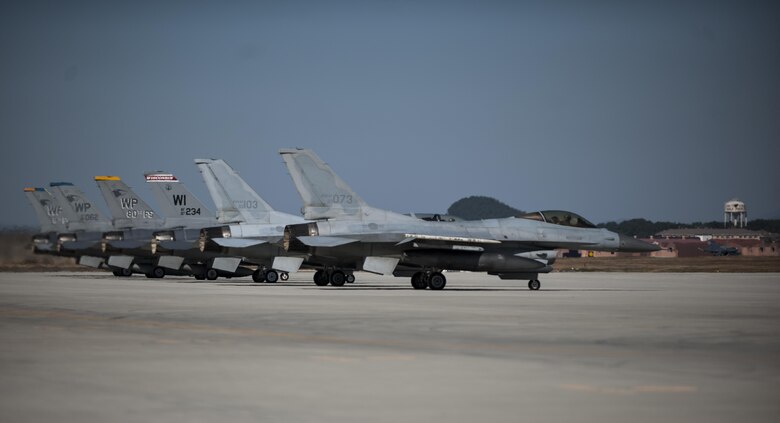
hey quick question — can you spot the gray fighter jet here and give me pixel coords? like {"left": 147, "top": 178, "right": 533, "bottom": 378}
{"left": 94, "top": 174, "right": 225, "bottom": 278}
{"left": 24, "top": 187, "right": 71, "bottom": 254}
{"left": 193, "top": 158, "right": 306, "bottom": 282}
{"left": 24, "top": 182, "right": 140, "bottom": 274}
{"left": 46, "top": 182, "right": 122, "bottom": 270}
{"left": 273, "top": 148, "right": 659, "bottom": 290}
{"left": 143, "top": 168, "right": 258, "bottom": 280}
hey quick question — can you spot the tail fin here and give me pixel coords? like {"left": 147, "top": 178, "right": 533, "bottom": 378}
{"left": 23, "top": 187, "right": 68, "bottom": 232}
{"left": 144, "top": 171, "right": 217, "bottom": 228}
{"left": 278, "top": 148, "right": 366, "bottom": 220}
{"left": 48, "top": 182, "right": 113, "bottom": 232}
{"left": 194, "top": 158, "right": 274, "bottom": 224}
{"left": 95, "top": 176, "right": 162, "bottom": 229}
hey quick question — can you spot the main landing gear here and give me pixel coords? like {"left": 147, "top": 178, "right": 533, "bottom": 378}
{"left": 410, "top": 271, "right": 447, "bottom": 290}
{"left": 528, "top": 279, "right": 541, "bottom": 290}
{"left": 313, "top": 269, "right": 356, "bottom": 286}
{"left": 252, "top": 268, "right": 291, "bottom": 283}
{"left": 144, "top": 267, "right": 165, "bottom": 279}
{"left": 112, "top": 268, "right": 133, "bottom": 277}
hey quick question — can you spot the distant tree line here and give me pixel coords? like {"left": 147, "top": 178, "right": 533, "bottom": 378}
{"left": 447, "top": 196, "right": 780, "bottom": 237}
{"left": 598, "top": 219, "right": 780, "bottom": 237}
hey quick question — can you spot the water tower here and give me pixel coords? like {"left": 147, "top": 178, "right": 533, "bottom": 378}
{"left": 724, "top": 199, "right": 747, "bottom": 228}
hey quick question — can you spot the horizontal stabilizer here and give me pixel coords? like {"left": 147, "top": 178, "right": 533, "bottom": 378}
{"left": 363, "top": 256, "right": 399, "bottom": 275}
{"left": 296, "top": 236, "right": 359, "bottom": 247}
{"left": 157, "top": 255, "right": 184, "bottom": 270}
{"left": 403, "top": 234, "right": 502, "bottom": 244}
{"left": 212, "top": 238, "right": 268, "bottom": 248}
{"left": 211, "top": 257, "right": 242, "bottom": 273}
{"left": 78, "top": 256, "right": 104, "bottom": 268}
{"left": 272, "top": 256, "right": 304, "bottom": 273}
{"left": 107, "top": 255, "right": 134, "bottom": 269}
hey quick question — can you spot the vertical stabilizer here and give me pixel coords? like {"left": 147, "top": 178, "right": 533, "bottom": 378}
{"left": 48, "top": 182, "right": 113, "bottom": 232}
{"left": 194, "top": 158, "right": 274, "bottom": 224}
{"left": 144, "top": 171, "right": 217, "bottom": 228}
{"left": 23, "top": 188, "right": 68, "bottom": 233}
{"left": 278, "top": 148, "right": 366, "bottom": 220}
{"left": 95, "top": 176, "right": 162, "bottom": 229}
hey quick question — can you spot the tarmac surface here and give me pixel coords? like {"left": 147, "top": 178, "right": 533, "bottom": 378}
{"left": 1, "top": 271, "right": 779, "bottom": 423}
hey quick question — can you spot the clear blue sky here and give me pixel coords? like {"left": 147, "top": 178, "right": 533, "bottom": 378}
{"left": 2, "top": 0, "right": 778, "bottom": 227}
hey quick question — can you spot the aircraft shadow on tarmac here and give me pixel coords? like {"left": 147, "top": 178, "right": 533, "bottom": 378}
{"left": 61, "top": 275, "right": 657, "bottom": 292}
{"left": 214, "top": 283, "right": 658, "bottom": 292}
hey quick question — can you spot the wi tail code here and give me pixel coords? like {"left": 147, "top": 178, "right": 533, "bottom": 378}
{"left": 173, "top": 195, "right": 187, "bottom": 206}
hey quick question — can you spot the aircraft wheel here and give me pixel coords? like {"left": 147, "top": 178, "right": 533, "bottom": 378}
{"left": 428, "top": 272, "right": 447, "bottom": 290}
{"left": 280, "top": 272, "right": 289, "bottom": 281}
{"left": 194, "top": 275, "right": 205, "bottom": 281}
{"left": 145, "top": 273, "right": 155, "bottom": 279}
{"left": 120, "top": 268, "right": 133, "bottom": 277}
{"left": 112, "top": 270, "right": 122, "bottom": 277}
{"left": 152, "top": 267, "right": 165, "bottom": 279}
{"left": 346, "top": 273, "right": 355, "bottom": 283}
{"left": 330, "top": 270, "right": 346, "bottom": 286}
{"left": 252, "top": 269, "right": 265, "bottom": 283}
{"left": 528, "top": 279, "right": 541, "bottom": 290}
{"left": 206, "top": 268, "right": 218, "bottom": 280}
{"left": 265, "top": 270, "right": 279, "bottom": 283}
{"left": 313, "top": 270, "right": 329, "bottom": 286}
{"left": 411, "top": 272, "right": 427, "bottom": 289}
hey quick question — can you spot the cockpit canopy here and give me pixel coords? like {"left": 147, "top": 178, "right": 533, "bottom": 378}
{"left": 518, "top": 210, "right": 596, "bottom": 228}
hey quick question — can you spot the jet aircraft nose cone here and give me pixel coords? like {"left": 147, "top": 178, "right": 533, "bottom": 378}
{"left": 618, "top": 234, "right": 661, "bottom": 253}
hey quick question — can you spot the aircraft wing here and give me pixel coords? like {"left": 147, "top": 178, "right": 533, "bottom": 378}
{"left": 212, "top": 238, "right": 268, "bottom": 248}
{"left": 107, "top": 240, "right": 150, "bottom": 250}
{"left": 398, "top": 234, "right": 502, "bottom": 246}
{"left": 157, "top": 240, "right": 200, "bottom": 251}
{"left": 297, "top": 236, "right": 359, "bottom": 247}
{"left": 60, "top": 240, "right": 101, "bottom": 251}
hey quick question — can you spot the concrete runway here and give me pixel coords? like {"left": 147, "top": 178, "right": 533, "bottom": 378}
{"left": 1, "top": 271, "right": 778, "bottom": 423}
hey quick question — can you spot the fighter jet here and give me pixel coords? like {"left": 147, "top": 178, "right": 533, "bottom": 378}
{"left": 23, "top": 187, "right": 71, "bottom": 255}
{"left": 94, "top": 174, "right": 226, "bottom": 278}
{"left": 25, "top": 182, "right": 145, "bottom": 274}
{"left": 141, "top": 170, "right": 248, "bottom": 280}
{"left": 142, "top": 168, "right": 261, "bottom": 280}
{"left": 46, "top": 182, "right": 121, "bottom": 270}
{"left": 193, "top": 159, "right": 306, "bottom": 282}
{"left": 271, "top": 148, "right": 659, "bottom": 291}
